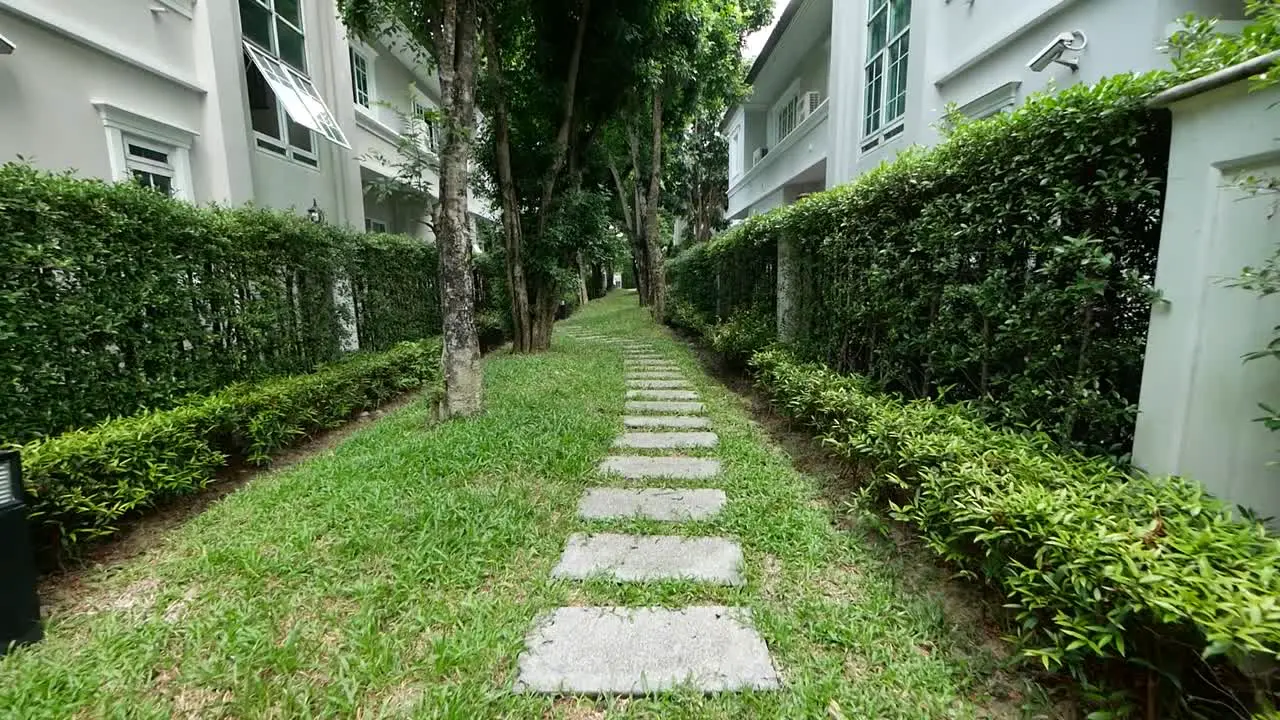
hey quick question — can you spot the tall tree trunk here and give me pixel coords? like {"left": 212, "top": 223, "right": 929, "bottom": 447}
{"left": 642, "top": 92, "right": 666, "bottom": 320}
{"left": 435, "top": 0, "right": 482, "bottom": 418}
{"left": 576, "top": 251, "right": 590, "bottom": 307}
{"left": 483, "top": 22, "right": 532, "bottom": 353}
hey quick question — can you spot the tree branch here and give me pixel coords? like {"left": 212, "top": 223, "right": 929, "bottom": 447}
{"left": 534, "top": 0, "right": 592, "bottom": 239}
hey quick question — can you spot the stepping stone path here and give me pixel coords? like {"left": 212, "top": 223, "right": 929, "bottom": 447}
{"left": 625, "top": 400, "right": 705, "bottom": 414}
{"left": 515, "top": 329, "right": 780, "bottom": 697}
{"left": 614, "top": 431, "right": 718, "bottom": 449}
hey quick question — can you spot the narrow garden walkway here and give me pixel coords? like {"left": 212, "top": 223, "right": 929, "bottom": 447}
{"left": 0, "top": 291, "right": 1052, "bottom": 718}
{"left": 514, "top": 328, "right": 779, "bottom": 695}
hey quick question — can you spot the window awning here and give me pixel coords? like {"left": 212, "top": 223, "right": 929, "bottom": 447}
{"left": 244, "top": 42, "right": 350, "bottom": 149}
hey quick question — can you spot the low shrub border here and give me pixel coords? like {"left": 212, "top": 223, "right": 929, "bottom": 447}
{"left": 18, "top": 338, "right": 442, "bottom": 561}
{"left": 749, "top": 347, "right": 1280, "bottom": 716}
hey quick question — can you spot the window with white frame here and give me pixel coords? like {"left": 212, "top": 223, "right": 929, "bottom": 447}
{"left": 775, "top": 94, "right": 799, "bottom": 145}
{"left": 125, "top": 139, "right": 177, "bottom": 195}
{"left": 350, "top": 45, "right": 373, "bottom": 109}
{"left": 958, "top": 81, "right": 1021, "bottom": 120}
{"left": 862, "top": 0, "right": 910, "bottom": 151}
{"left": 239, "top": 0, "right": 350, "bottom": 168}
{"left": 410, "top": 93, "right": 439, "bottom": 152}
{"left": 94, "top": 102, "right": 196, "bottom": 202}
{"left": 728, "top": 126, "right": 741, "bottom": 181}
{"left": 364, "top": 218, "right": 388, "bottom": 233}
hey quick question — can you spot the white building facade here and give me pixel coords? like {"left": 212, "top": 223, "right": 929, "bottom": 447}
{"left": 726, "top": 0, "right": 1250, "bottom": 219}
{"left": 0, "top": 0, "right": 490, "bottom": 237}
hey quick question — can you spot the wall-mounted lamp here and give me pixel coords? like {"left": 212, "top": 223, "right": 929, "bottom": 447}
{"left": 307, "top": 199, "right": 325, "bottom": 224}
{"left": 1027, "top": 30, "right": 1088, "bottom": 72}
{"left": 0, "top": 32, "right": 16, "bottom": 55}
{"left": 149, "top": 5, "right": 170, "bottom": 14}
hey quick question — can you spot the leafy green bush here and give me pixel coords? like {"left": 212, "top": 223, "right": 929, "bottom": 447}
{"left": 669, "top": 74, "right": 1173, "bottom": 455}
{"left": 1167, "top": 0, "right": 1280, "bottom": 86}
{"left": 347, "top": 232, "right": 441, "bottom": 352}
{"left": 750, "top": 348, "right": 1280, "bottom": 715}
{"left": 1, "top": 163, "right": 442, "bottom": 444}
{"left": 707, "top": 307, "right": 775, "bottom": 367}
{"left": 20, "top": 339, "right": 441, "bottom": 559}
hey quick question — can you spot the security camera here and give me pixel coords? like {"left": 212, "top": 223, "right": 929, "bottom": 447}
{"left": 1027, "top": 30, "right": 1088, "bottom": 72}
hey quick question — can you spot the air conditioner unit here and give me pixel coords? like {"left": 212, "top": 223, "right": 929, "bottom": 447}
{"left": 804, "top": 91, "right": 822, "bottom": 113}
{"left": 752, "top": 146, "right": 768, "bottom": 165}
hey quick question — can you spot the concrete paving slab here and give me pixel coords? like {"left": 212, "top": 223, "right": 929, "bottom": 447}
{"left": 625, "top": 372, "right": 685, "bottom": 380}
{"left": 626, "top": 380, "right": 691, "bottom": 389}
{"left": 514, "top": 606, "right": 780, "bottom": 695}
{"left": 626, "top": 390, "right": 699, "bottom": 401}
{"left": 623, "top": 415, "right": 712, "bottom": 429}
{"left": 625, "top": 401, "right": 705, "bottom": 414}
{"left": 552, "top": 533, "right": 743, "bottom": 584}
{"left": 598, "top": 455, "right": 720, "bottom": 479}
{"left": 577, "top": 488, "right": 727, "bottom": 521}
{"left": 614, "top": 432, "right": 718, "bottom": 449}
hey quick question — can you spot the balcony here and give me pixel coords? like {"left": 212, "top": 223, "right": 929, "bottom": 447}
{"left": 727, "top": 98, "right": 829, "bottom": 219}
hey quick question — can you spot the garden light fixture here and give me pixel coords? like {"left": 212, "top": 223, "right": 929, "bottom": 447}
{"left": 0, "top": 449, "right": 42, "bottom": 655}
{"left": 307, "top": 199, "right": 324, "bottom": 224}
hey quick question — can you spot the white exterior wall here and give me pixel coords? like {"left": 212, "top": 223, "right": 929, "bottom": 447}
{"left": 0, "top": 4, "right": 205, "bottom": 194}
{"left": 0, "top": 0, "right": 487, "bottom": 232}
{"left": 726, "top": 0, "right": 832, "bottom": 219}
{"left": 1133, "top": 81, "right": 1280, "bottom": 521}
{"left": 741, "top": 0, "right": 1248, "bottom": 201}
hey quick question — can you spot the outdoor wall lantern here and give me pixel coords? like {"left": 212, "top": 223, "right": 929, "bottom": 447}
{"left": 307, "top": 199, "right": 325, "bottom": 224}
{"left": 0, "top": 32, "right": 16, "bottom": 55}
{"left": 0, "top": 449, "right": 43, "bottom": 655}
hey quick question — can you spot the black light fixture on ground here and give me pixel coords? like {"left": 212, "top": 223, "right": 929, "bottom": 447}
{"left": 307, "top": 199, "right": 325, "bottom": 224}
{"left": 0, "top": 449, "right": 41, "bottom": 654}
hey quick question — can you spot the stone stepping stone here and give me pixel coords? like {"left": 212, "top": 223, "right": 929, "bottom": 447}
{"left": 514, "top": 606, "right": 780, "bottom": 695}
{"left": 623, "top": 415, "right": 712, "bottom": 429}
{"left": 626, "top": 390, "right": 699, "bottom": 401}
{"left": 598, "top": 455, "right": 720, "bottom": 479}
{"left": 627, "top": 380, "right": 691, "bottom": 389}
{"left": 552, "top": 533, "right": 744, "bottom": 585}
{"left": 625, "top": 372, "right": 684, "bottom": 380}
{"left": 625, "top": 401, "right": 704, "bottom": 414}
{"left": 614, "top": 432, "right": 718, "bottom": 449}
{"left": 578, "top": 488, "right": 727, "bottom": 521}
{"left": 625, "top": 365, "right": 680, "bottom": 372}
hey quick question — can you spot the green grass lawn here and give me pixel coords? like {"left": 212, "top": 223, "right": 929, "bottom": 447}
{"left": 0, "top": 291, "right": 1057, "bottom": 719}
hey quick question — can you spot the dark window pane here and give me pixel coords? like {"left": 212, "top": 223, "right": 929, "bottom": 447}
{"left": 350, "top": 48, "right": 369, "bottom": 106}
{"left": 132, "top": 170, "right": 173, "bottom": 195}
{"left": 278, "top": 21, "right": 306, "bottom": 72}
{"left": 127, "top": 144, "right": 169, "bottom": 163}
{"left": 245, "top": 56, "right": 282, "bottom": 139}
{"left": 863, "top": 57, "right": 883, "bottom": 135}
{"left": 275, "top": 0, "right": 302, "bottom": 28}
{"left": 867, "top": 9, "right": 887, "bottom": 57}
{"left": 890, "top": 0, "right": 911, "bottom": 36}
{"left": 239, "top": 0, "right": 272, "bottom": 50}
{"left": 288, "top": 118, "right": 313, "bottom": 152}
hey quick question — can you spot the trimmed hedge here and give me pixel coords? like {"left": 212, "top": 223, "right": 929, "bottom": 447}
{"left": 668, "top": 73, "right": 1173, "bottom": 455}
{"left": 1, "top": 163, "right": 442, "bottom": 444}
{"left": 751, "top": 348, "right": 1280, "bottom": 715}
{"left": 20, "top": 338, "right": 441, "bottom": 558}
